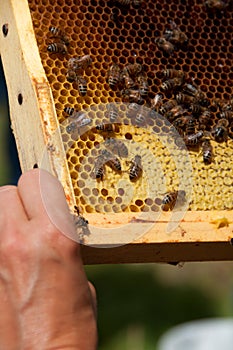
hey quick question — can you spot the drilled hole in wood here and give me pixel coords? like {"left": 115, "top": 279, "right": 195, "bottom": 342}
{"left": 2, "top": 23, "right": 8, "bottom": 37}
{"left": 18, "top": 93, "right": 23, "bottom": 105}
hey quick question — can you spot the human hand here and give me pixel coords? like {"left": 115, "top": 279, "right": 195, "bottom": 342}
{"left": 0, "top": 169, "right": 97, "bottom": 350}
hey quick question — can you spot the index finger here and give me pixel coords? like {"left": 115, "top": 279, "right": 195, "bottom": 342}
{"left": 0, "top": 186, "right": 28, "bottom": 224}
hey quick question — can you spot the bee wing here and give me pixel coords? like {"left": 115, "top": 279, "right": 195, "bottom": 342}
{"left": 70, "top": 111, "right": 87, "bottom": 123}
{"left": 66, "top": 111, "right": 92, "bottom": 134}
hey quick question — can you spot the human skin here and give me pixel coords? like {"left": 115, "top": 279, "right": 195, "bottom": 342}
{"left": 0, "top": 169, "right": 97, "bottom": 350}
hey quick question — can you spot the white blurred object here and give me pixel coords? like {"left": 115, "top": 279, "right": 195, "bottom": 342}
{"left": 157, "top": 318, "right": 233, "bottom": 350}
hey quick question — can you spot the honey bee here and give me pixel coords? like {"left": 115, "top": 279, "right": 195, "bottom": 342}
{"left": 126, "top": 102, "right": 141, "bottom": 119}
{"left": 93, "top": 155, "right": 105, "bottom": 180}
{"left": 182, "top": 82, "right": 208, "bottom": 106}
{"left": 220, "top": 110, "right": 233, "bottom": 121}
{"left": 185, "top": 116, "right": 196, "bottom": 135}
{"left": 183, "top": 130, "right": 204, "bottom": 146}
{"left": 115, "top": 0, "right": 142, "bottom": 6}
{"left": 199, "top": 110, "right": 212, "bottom": 130}
{"left": 155, "top": 37, "right": 175, "bottom": 54}
{"left": 66, "top": 111, "right": 92, "bottom": 133}
{"left": 173, "top": 116, "right": 186, "bottom": 135}
{"left": 202, "top": 138, "right": 213, "bottom": 164}
{"left": 127, "top": 102, "right": 141, "bottom": 112}
{"left": 101, "top": 149, "right": 121, "bottom": 172}
{"left": 189, "top": 103, "right": 206, "bottom": 116}
{"left": 133, "top": 0, "right": 143, "bottom": 7}
{"left": 74, "top": 207, "right": 90, "bottom": 242}
{"left": 161, "top": 78, "right": 183, "bottom": 92}
{"left": 123, "top": 63, "right": 143, "bottom": 78}
{"left": 161, "top": 190, "right": 186, "bottom": 211}
{"left": 124, "top": 74, "right": 136, "bottom": 90}
{"left": 115, "top": 0, "right": 131, "bottom": 6}
{"left": 164, "top": 22, "right": 188, "bottom": 46}
{"left": 65, "top": 121, "right": 81, "bottom": 134}
{"left": 75, "top": 215, "right": 90, "bottom": 240}
{"left": 150, "top": 94, "right": 163, "bottom": 111}
{"left": 159, "top": 99, "right": 177, "bottom": 115}
{"left": 107, "top": 63, "right": 121, "bottom": 89}
{"left": 104, "top": 138, "right": 128, "bottom": 158}
{"left": 66, "top": 69, "right": 77, "bottom": 82}
{"left": 162, "top": 69, "right": 186, "bottom": 81}
{"left": 96, "top": 123, "right": 117, "bottom": 133}
{"left": 121, "top": 70, "right": 136, "bottom": 89}
{"left": 137, "top": 72, "right": 149, "bottom": 98}
{"left": 110, "top": 7, "right": 121, "bottom": 26}
{"left": 214, "top": 97, "right": 233, "bottom": 111}
{"left": 173, "top": 116, "right": 195, "bottom": 134}
{"left": 205, "top": 0, "right": 228, "bottom": 10}
{"left": 148, "top": 109, "right": 160, "bottom": 120}
{"left": 165, "top": 105, "right": 186, "bottom": 122}
{"left": 77, "top": 76, "right": 87, "bottom": 96}
{"left": 122, "top": 89, "right": 144, "bottom": 104}
{"left": 68, "top": 55, "right": 92, "bottom": 72}
{"left": 176, "top": 93, "right": 197, "bottom": 106}
{"left": 135, "top": 111, "right": 146, "bottom": 125}
{"left": 93, "top": 149, "right": 121, "bottom": 181}
{"left": 212, "top": 118, "right": 229, "bottom": 143}
{"left": 64, "top": 107, "right": 90, "bottom": 122}
{"left": 106, "top": 103, "right": 119, "bottom": 123}
{"left": 64, "top": 106, "right": 75, "bottom": 116}
{"left": 47, "top": 42, "right": 67, "bottom": 54}
{"left": 129, "top": 155, "right": 142, "bottom": 181}
{"left": 49, "top": 26, "right": 69, "bottom": 46}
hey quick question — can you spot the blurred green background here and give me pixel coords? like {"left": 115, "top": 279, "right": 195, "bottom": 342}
{"left": 86, "top": 263, "right": 233, "bottom": 349}
{"left": 1, "top": 56, "right": 233, "bottom": 350}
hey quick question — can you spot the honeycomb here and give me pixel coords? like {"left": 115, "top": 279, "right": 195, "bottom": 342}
{"left": 28, "top": 0, "right": 233, "bottom": 219}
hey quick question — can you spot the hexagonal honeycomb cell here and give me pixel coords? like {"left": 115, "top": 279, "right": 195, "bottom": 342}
{"left": 28, "top": 0, "right": 233, "bottom": 217}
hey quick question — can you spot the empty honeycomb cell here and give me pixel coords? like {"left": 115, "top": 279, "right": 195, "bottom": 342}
{"left": 135, "top": 199, "right": 144, "bottom": 207}
{"left": 60, "top": 88, "right": 69, "bottom": 97}
{"left": 130, "top": 205, "right": 140, "bottom": 212}
{"left": 95, "top": 204, "right": 103, "bottom": 213}
{"left": 70, "top": 170, "right": 78, "bottom": 180}
{"left": 143, "top": 197, "right": 152, "bottom": 206}
{"left": 98, "top": 197, "right": 105, "bottom": 205}
{"left": 84, "top": 165, "right": 92, "bottom": 173}
{"left": 101, "top": 189, "right": 108, "bottom": 196}
{"left": 150, "top": 204, "right": 158, "bottom": 211}
{"left": 107, "top": 196, "right": 114, "bottom": 204}
{"left": 85, "top": 204, "right": 94, "bottom": 213}
{"left": 92, "top": 188, "right": 99, "bottom": 197}
{"left": 111, "top": 205, "right": 121, "bottom": 213}
{"left": 142, "top": 205, "right": 151, "bottom": 212}
{"left": 69, "top": 155, "right": 77, "bottom": 164}
{"left": 115, "top": 196, "right": 122, "bottom": 204}
{"left": 225, "top": 86, "right": 232, "bottom": 94}
{"left": 58, "top": 96, "right": 67, "bottom": 104}
{"left": 82, "top": 149, "right": 89, "bottom": 158}
{"left": 77, "top": 180, "right": 85, "bottom": 189}
{"left": 83, "top": 188, "right": 91, "bottom": 197}
{"left": 62, "top": 133, "right": 69, "bottom": 143}
{"left": 103, "top": 204, "right": 112, "bottom": 213}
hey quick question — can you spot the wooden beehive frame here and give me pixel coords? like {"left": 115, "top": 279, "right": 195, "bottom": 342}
{"left": 0, "top": 0, "right": 233, "bottom": 264}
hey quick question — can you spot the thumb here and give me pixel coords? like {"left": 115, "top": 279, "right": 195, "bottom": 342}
{"left": 18, "top": 168, "right": 77, "bottom": 241}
